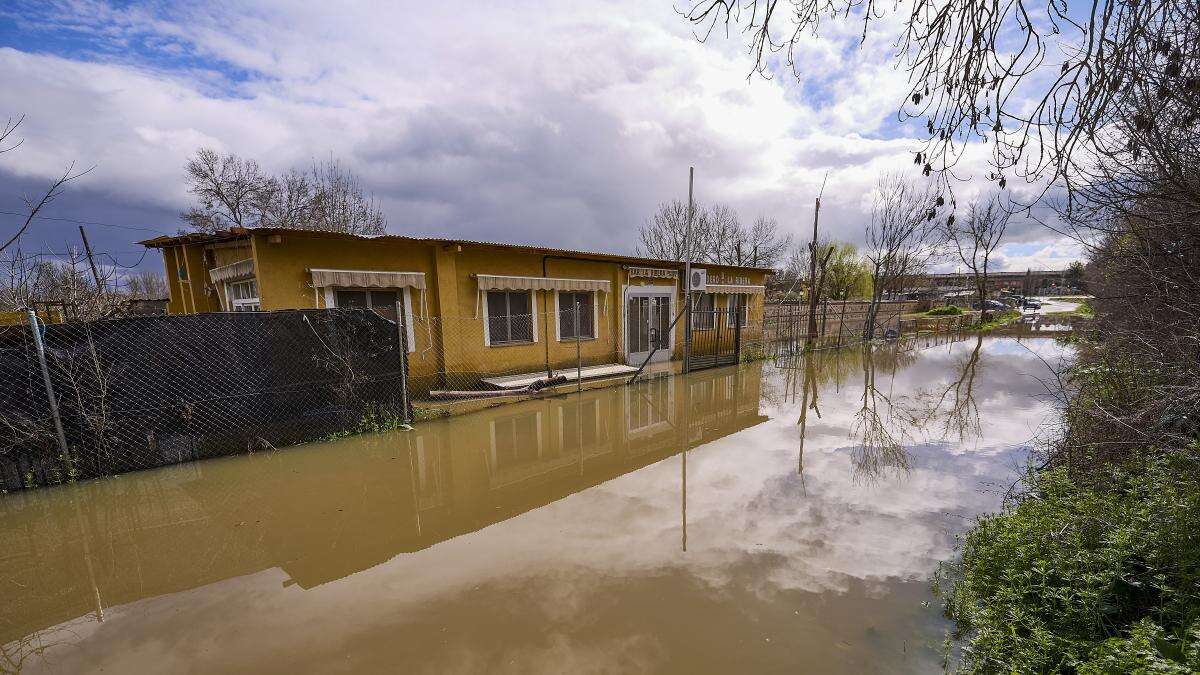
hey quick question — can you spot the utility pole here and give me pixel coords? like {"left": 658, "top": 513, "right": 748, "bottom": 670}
{"left": 78, "top": 226, "right": 105, "bottom": 303}
{"left": 683, "top": 166, "right": 694, "bottom": 374}
{"left": 805, "top": 176, "right": 828, "bottom": 347}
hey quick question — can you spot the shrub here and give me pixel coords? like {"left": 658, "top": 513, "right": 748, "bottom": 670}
{"left": 935, "top": 447, "right": 1200, "bottom": 673}
{"left": 928, "top": 305, "right": 964, "bottom": 316}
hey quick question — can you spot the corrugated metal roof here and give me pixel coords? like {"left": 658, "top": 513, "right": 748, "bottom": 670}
{"left": 138, "top": 227, "right": 777, "bottom": 273}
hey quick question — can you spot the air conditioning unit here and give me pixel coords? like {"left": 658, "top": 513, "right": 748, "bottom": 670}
{"left": 689, "top": 268, "right": 707, "bottom": 293}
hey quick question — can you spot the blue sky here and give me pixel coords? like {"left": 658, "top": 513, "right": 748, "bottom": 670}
{"left": 0, "top": 1, "right": 1082, "bottom": 274}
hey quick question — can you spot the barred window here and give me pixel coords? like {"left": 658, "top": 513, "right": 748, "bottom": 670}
{"left": 558, "top": 291, "right": 595, "bottom": 340}
{"left": 726, "top": 295, "right": 749, "bottom": 327}
{"left": 486, "top": 291, "right": 534, "bottom": 345}
{"left": 691, "top": 294, "right": 715, "bottom": 330}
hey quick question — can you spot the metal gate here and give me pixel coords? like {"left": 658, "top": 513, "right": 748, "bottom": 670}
{"left": 688, "top": 306, "right": 742, "bottom": 370}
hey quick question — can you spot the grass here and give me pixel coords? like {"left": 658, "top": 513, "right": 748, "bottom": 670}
{"left": 927, "top": 305, "right": 965, "bottom": 316}
{"left": 934, "top": 447, "right": 1200, "bottom": 673}
{"left": 319, "top": 409, "right": 411, "bottom": 442}
{"left": 974, "top": 310, "right": 1022, "bottom": 331}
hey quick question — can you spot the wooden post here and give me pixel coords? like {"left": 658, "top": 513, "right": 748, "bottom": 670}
{"left": 79, "top": 226, "right": 105, "bottom": 307}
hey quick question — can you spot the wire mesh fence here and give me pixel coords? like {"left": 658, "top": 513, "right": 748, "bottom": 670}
{"left": 406, "top": 305, "right": 622, "bottom": 395}
{"left": 761, "top": 299, "right": 964, "bottom": 355}
{"left": 0, "top": 309, "right": 409, "bottom": 491}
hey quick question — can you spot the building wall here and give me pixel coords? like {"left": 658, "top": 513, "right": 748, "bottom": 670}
{"left": 155, "top": 232, "right": 768, "bottom": 383}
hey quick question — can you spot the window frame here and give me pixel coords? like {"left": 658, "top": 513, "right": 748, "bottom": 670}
{"left": 225, "top": 279, "right": 260, "bottom": 312}
{"left": 555, "top": 290, "right": 597, "bottom": 341}
{"left": 483, "top": 290, "right": 538, "bottom": 347}
{"left": 691, "top": 293, "right": 715, "bottom": 331}
{"left": 726, "top": 294, "right": 749, "bottom": 328}
{"left": 324, "top": 286, "right": 417, "bottom": 353}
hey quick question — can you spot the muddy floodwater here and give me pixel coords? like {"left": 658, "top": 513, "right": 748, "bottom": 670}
{"left": 1, "top": 334, "right": 1069, "bottom": 674}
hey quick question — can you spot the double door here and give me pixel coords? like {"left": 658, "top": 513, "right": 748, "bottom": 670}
{"left": 626, "top": 291, "right": 673, "bottom": 366}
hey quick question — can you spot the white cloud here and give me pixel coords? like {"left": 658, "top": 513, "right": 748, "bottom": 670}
{"left": 0, "top": 1, "right": 1079, "bottom": 263}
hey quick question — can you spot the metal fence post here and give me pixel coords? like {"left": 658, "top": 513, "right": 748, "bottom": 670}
{"left": 396, "top": 300, "right": 411, "bottom": 424}
{"left": 574, "top": 298, "right": 582, "bottom": 393}
{"left": 28, "top": 310, "right": 71, "bottom": 463}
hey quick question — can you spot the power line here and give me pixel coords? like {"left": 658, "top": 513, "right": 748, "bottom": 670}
{"left": 0, "top": 210, "right": 172, "bottom": 234}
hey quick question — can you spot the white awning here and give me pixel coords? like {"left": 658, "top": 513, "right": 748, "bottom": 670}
{"left": 706, "top": 284, "right": 765, "bottom": 295}
{"left": 309, "top": 269, "right": 427, "bottom": 289}
{"left": 627, "top": 266, "right": 678, "bottom": 280}
{"left": 209, "top": 259, "right": 255, "bottom": 283}
{"left": 476, "top": 274, "right": 611, "bottom": 293}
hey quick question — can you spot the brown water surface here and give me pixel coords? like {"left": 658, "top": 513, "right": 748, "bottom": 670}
{"left": 1, "top": 334, "right": 1068, "bottom": 674}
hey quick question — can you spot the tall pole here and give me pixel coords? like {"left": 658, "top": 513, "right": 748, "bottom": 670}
{"left": 683, "top": 167, "right": 694, "bottom": 374}
{"left": 29, "top": 310, "right": 71, "bottom": 464}
{"left": 806, "top": 188, "right": 823, "bottom": 347}
{"left": 78, "top": 226, "right": 105, "bottom": 302}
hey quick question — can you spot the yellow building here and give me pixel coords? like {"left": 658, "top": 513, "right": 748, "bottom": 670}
{"left": 140, "top": 227, "right": 770, "bottom": 388}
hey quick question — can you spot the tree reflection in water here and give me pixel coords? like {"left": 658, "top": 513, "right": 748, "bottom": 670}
{"left": 849, "top": 343, "right": 915, "bottom": 484}
{"left": 894, "top": 333, "right": 987, "bottom": 448}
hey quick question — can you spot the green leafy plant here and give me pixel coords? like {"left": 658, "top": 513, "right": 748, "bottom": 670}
{"left": 935, "top": 447, "right": 1200, "bottom": 673}
{"left": 927, "top": 305, "right": 965, "bottom": 316}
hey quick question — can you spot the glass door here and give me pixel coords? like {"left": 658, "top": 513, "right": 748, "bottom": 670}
{"left": 625, "top": 291, "right": 673, "bottom": 366}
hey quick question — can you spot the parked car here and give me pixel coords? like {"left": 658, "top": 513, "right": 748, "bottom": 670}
{"left": 971, "top": 300, "right": 1008, "bottom": 311}
{"left": 1023, "top": 299, "right": 1042, "bottom": 310}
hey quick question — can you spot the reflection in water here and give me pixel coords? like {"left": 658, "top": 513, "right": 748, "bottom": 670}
{"left": 2, "top": 338, "right": 1068, "bottom": 674}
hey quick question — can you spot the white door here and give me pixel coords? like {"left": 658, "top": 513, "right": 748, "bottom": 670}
{"left": 625, "top": 289, "right": 674, "bottom": 366}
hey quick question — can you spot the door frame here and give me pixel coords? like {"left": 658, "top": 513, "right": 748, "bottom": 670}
{"left": 623, "top": 284, "right": 677, "bottom": 366}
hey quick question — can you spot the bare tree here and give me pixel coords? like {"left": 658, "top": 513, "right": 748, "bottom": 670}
{"left": 744, "top": 215, "right": 791, "bottom": 267}
{"left": 181, "top": 149, "right": 387, "bottom": 235}
{"left": 946, "top": 196, "right": 1009, "bottom": 321}
{"left": 862, "top": 174, "right": 943, "bottom": 337}
{"left": 640, "top": 201, "right": 790, "bottom": 267}
{"left": 123, "top": 269, "right": 169, "bottom": 299}
{"left": 684, "top": 0, "right": 1200, "bottom": 204}
{"left": 182, "top": 148, "right": 274, "bottom": 232}
{"left": 0, "top": 115, "right": 92, "bottom": 255}
{"left": 638, "top": 199, "right": 708, "bottom": 261}
{"left": 305, "top": 157, "right": 387, "bottom": 236}
{"left": 258, "top": 169, "right": 315, "bottom": 230}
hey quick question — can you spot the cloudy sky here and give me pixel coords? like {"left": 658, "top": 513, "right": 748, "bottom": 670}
{"left": 0, "top": 1, "right": 1083, "bottom": 273}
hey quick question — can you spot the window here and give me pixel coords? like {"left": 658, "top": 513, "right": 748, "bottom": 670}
{"left": 558, "top": 291, "right": 595, "bottom": 340}
{"left": 561, "top": 399, "right": 603, "bottom": 451}
{"left": 226, "top": 279, "right": 260, "bottom": 312}
{"left": 486, "top": 291, "right": 534, "bottom": 345}
{"left": 691, "top": 293, "right": 715, "bottom": 330}
{"left": 334, "top": 289, "right": 399, "bottom": 322}
{"left": 726, "top": 295, "right": 749, "bottom": 327}
{"left": 490, "top": 413, "right": 541, "bottom": 470}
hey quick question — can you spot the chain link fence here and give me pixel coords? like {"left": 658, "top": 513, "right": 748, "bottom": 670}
{"left": 0, "top": 309, "right": 409, "bottom": 491}
{"left": 406, "top": 305, "right": 622, "bottom": 395}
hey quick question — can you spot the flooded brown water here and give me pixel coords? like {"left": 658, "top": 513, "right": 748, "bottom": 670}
{"left": 1, "top": 334, "right": 1069, "bottom": 674}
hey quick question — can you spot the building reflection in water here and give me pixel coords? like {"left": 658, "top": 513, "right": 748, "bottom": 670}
{"left": 0, "top": 363, "right": 766, "bottom": 653}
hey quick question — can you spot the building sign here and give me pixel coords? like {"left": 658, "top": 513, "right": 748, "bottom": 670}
{"left": 707, "top": 272, "right": 751, "bottom": 286}
{"left": 627, "top": 267, "right": 678, "bottom": 280}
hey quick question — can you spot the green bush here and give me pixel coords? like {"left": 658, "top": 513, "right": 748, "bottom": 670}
{"left": 928, "top": 305, "right": 965, "bottom": 316}
{"left": 935, "top": 448, "right": 1200, "bottom": 673}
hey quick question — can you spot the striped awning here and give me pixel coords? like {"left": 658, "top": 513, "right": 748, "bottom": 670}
{"left": 476, "top": 274, "right": 611, "bottom": 292}
{"left": 309, "top": 269, "right": 427, "bottom": 289}
{"left": 706, "top": 284, "right": 765, "bottom": 295}
{"left": 209, "top": 259, "right": 255, "bottom": 283}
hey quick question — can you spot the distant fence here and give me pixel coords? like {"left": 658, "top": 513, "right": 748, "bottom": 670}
{"left": 0, "top": 309, "right": 409, "bottom": 491}
{"left": 763, "top": 300, "right": 926, "bottom": 353}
